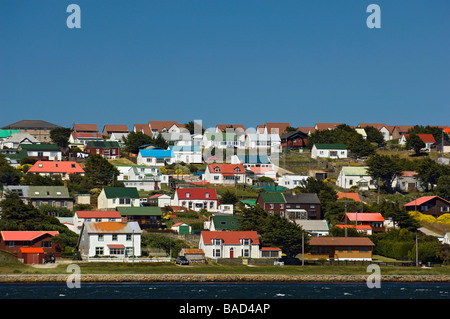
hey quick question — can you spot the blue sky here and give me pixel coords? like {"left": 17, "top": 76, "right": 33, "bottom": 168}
{"left": 0, "top": 0, "right": 449, "bottom": 131}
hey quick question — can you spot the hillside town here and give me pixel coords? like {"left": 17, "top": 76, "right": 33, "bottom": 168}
{"left": 0, "top": 119, "right": 449, "bottom": 267}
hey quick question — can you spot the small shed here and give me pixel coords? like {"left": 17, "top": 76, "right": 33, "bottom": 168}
{"left": 179, "top": 248, "right": 206, "bottom": 263}
{"left": 19, "top": 247, "right": 45, "bottom": 264}
{"left": 172, "top": 222, "right": 192, "bottom": 235}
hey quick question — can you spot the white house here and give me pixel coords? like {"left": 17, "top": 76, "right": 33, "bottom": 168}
{"left": 245, "top": 133, "right": 281, "bottom": 153}
{"left": 137, "top": 148, "right": 175, "bottom": 166}
{"left": 336, "top": 166, "right": 376, "bottom": 190}
{"left": 199, "top": 231, "right": 282, "bottom": 259}
{"left": 149, "top": 194, "right": 172, "bottom": 207}
{"left": 97, "top": 187, "right": 140, "bottom": 210}
{"left": 277, "top": 174, "right": 309, "bottom": 189}
{"left": 169, "top": 145, "right": 202, "bottom": 164}
{"left": 115, "top": 165, "right": 162, "bottom": 191}
{"left": 294, "top": 220, "right": 329, "bottom": 237}
{"left": 202, "top": 132, "right": 245, "bottom": 150}
{"left": 73, "top": 210, "right": 123, "bottom": 234}
{"left": 311, "top": 143, "right": 348, "bottom": 159}
{"left": 18, "top": 144, "right": 62, "bottom": 161}
{"left": 0, "top": 132, "right": 40, "bottom": 149}
{"left": 399, "top": 133, "right": 436, "bottom": 152}
{"left": 77, "top": 221, "right": 142, "bottom": 258}
{"left": 231, "top": 154, "right": 276, "bottom": 181}
{"left": 203, "top": 163, "right": 246, "bottom": 185}
{"left": 171, "top": 188, "right": 219, "bottom": 212}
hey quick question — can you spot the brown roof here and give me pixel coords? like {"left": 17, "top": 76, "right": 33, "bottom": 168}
{"left": 395, "top": 125, "right": 414, "bottom": 133}
{"left": 148, "top": 121, "right": 184, "bottom": 132}
{"left": 216, "top": 124, "right": 245, "bottom": 132}
{"left": 2, "top": 120, "right": 60, "bottom": 130}
{"left": 309, "top": 237, "right": 375, "bottom": 247}
{"left": 315, "top": 123, "right": 343, "bottom": 131}
{"left": 357, "top": 123, "right": 387, "bottom": 130}
{"left": 133, "top": 124, "right": 152, "bottom": 136}
{"left": 73, "top": 124, "right": 99, "bottom": 132}
{"left": 265, "top": 122, "right": 291, "bottom": 135}
{"left": 297, "top": 126, "right": 316, "bottom": 134}
{"left": 103, "top": 125, "right": 129, "bottom": 135}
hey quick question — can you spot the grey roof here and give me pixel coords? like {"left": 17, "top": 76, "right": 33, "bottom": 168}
{"left": 295, "top": 219, "right": 329, "bottom": 232}
{"left": 3, "top": 185, "right": 30, "bottom": 197}
{"left": 283, "top": 193, "right": 321, "bottom": 204}
{"left": 27, "top": 186, "right": 71, "bottom": 198}
{"left": 2, "top": 120, "right": 60, "bottom": 129}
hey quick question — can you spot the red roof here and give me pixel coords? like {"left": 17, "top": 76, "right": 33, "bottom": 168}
{"left": 207, "top": 163, "right": 245, "bottom": 174}
{"left": 71, "top": 131, "right": 102, "bottom": 139}
{"left": 201, "top": 231, "right": 260, "bottom": 245}
{"left": 1, "top": 231, "right": 59, "bottom": 241}
{"left": 401, "top": 171, "right": 418, "bottom": 177}
{"left": 260, "top": 247, "right": 282, "bottom": 251}
{"left": 404, "top": 133, "right": 436, "bottom": 143}
{"left": 75, "top": 211, "right": 122, "bottom": 218}
{"left": 176, "top": 188, "right": 218, "bottom": 200}
{"left": 336, "top": 225, "right": 372, "bottom": 230}
{"left": 20, "top": 247, "right": 44, "bottom": 253}
{"left": 28, "top": 161, "right": 85, "bottom": 174}
{"left": 404, "top": 196, "right": 450, "bottom": 207}
{"left": 343, "top": 213, "right": 385, "bottom": 222}
{"left": 73, "top": 124, "right": 99, "bottom": 132}
{"left": 337, "top": 192, "right": 361, "bottom": 202}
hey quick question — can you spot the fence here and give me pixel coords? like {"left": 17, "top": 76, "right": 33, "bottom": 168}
{"left": 86, "top": 257, "right": 172, "bottom": 263}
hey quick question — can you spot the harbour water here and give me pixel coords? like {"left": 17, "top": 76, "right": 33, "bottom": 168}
{"left": 1, "top": 282, "right": 449, "bottom": 299}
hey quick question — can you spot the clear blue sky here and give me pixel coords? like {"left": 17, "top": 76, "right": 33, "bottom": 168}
{"left": 1, "top": 0, "right": 449, "bottom": 131}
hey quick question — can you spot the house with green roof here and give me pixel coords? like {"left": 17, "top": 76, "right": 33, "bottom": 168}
{"left": 336, "top": 166, "right": 375, "bottom": 190}
{"left": 204, "top": 215, "right": 240, "bottom": 231}
{"left": 256, "top": 192, "right": 322, "bottom": 220}
{"left": 18, "top": 143, "right": 62, "bottom": 161}
{"left": 116, "top": 206, "right": 162, "bottom": 229}
{"left": 97, "top": 187, "right": 140, "bottom": 210}
{"left": 311, "top": 143, "right": 348, "bottom": 159}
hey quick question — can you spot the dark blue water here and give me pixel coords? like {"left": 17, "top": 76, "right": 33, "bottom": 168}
{"left": 0, "top": 282, "right": 449, "bottom": 299}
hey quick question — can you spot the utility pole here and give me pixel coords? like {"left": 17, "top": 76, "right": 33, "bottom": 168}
{"left": 415, "top": 233, "right": 419, "bottom": 267}
{"left": 302, "top": 231, "right": 305, "bottom": 266}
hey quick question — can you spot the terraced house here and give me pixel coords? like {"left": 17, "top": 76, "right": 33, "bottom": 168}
{"left": 256, "top": 192, "right": 321, "bottom": 220}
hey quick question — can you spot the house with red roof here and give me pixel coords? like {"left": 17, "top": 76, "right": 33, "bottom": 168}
{"left": 404, "top": 196, "right": 450, "bottom": 218}
{"left": 27, "top": 160, "right": 85, "bottom": 180}
{"left": 102, "top": 124, "right": 129, "bottom": 137}
{"left": 69, "top": 123, "right": 102, "bottom": 147}
{"left": 203, "top": 163, "right": 246, "bottom": 185}
{"left": 199, "top": 231, "right": 282, "bottom": 259}
{"left": 171, "top": 188, "right": 219, "bottom": 212}
{"left": 0, "top": 231, "right": 60, "bottom": 260}
{"left": 399, "top": 133, "right": 436, "bottom": 151}
{"left": 73, "top": 211, "right": 123, "bottom": 234}
{"left": 341, "top": 212, "right": 385, "bottom": 233}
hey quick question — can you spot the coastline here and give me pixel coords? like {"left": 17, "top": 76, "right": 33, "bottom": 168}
{"left": 1, "top": 274, "right": 450, "bottom": 283}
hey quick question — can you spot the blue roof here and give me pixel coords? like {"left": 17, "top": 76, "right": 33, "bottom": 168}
{"left": 139, "top": 149, "right": 174, "bottom": 158}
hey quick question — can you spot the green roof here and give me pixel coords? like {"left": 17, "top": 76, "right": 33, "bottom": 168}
{"left": 0, "top": 129, "right": 20, "bottom": 138}
{"left": 103, "top": 187, "right": 139, "bottom": 199}
{"left": 342, "top": 166, "right": 369, "bottom": 176}
{"left": 259, "top": 193, "right": 285, "bottom": 203}
{"left": 240, "top": 200, "right": 256, "bottom": 206}
{"left": 212, "top": 215, "right": 239, "bottom": 231}
{"left": 19, "top": 143, "right": 60, "bottom": 151}
{"left": 87, "top": 141, "right": 120, "bottom": 148}
{"left": 27, "top": 186, "right": 71, "bottom": 198}
{"left": 314, "top": 143, "right": 347, "bottom": 150}
{"left": 116, "top": 206, "right": 162, "bottom": 216}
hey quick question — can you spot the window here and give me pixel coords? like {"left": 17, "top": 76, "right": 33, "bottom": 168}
{"left": 205, "top": 192, "right": 209, "bottom": 198}
{"left": 242, "top": 239, "right": 251, "bottom": 245}
{"left": 441, "top": 207, "right": 449, "bottom": 212}
{"left": 110, "top": 248, "right": 124, "bottom": 255}
{"left": 280, "top": 204, "right": 284, "bottom": 209}
{"left": 269, "top": 204, "right": 274, "bottom": 209}
{"left": 119, "top": 198, "right": 131, "bottom": 205}
{"left": 242, "top": 249, "right": 250, "bottom": 257}
{"left": 95, "top": 218, "right": 101, "bottom": 222}
{"left": 213, "top": 249, "right": 221, "bottom": 257}
{"left": 41, "top": 241, "right": 52, "bottom": 248}
{"left": 95, "top": 247, "right": 104, "bottom": 255}
{"left": 112, "top": 234, "right": 118, "bottom": 241}
{"left": 186, "top": 192, "right": 190, "bottom": 198}
{"left": 98, "top": 234, "right": 104, "bottom": 241}
{"left": 126, "top": 234, "right": 132, "bottom": 241}
{"left": 212, "top": 239, "right": 222, "bottom": 245}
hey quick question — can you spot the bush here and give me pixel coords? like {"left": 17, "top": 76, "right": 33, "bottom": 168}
{"left": 436, "top": 214, "right": 450, "bottom": 224}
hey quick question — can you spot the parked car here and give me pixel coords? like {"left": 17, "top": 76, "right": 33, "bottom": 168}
{"left": 175, "top": 256, "right": 189, "bottom": 265}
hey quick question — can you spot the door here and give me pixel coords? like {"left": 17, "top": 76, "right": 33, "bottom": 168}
{"left": 230, "top": 248, "right": 234, "bottom": 259}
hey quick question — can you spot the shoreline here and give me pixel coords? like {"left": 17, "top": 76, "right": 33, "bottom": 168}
{"left": 1, "top": 274, "right": 450, "bottom": 283}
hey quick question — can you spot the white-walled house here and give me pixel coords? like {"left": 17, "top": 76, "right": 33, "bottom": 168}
{"left": 169, "top": 145, "right": 202, "bottom": 164}
{"left": 77, "top": 221, "right": 142, "bottom": 259}
{"left": 137, "top": 148, "right": 175, "bottom": 166}
{"left": 245, "top": 133, "right": 281, "bottom": 153}
{"left": 311, "top": 144, "right": 348, "bottom": 159}
{"left": 149, "top": 194, "right": 172, "bottom": 207}
{"left": 115, "top": 165, "right": 162, "bottom": 191}
{"left": 171, "top": 188, "right": 219, "bottom": 212}
{"left": 199, "top": 231, "right": 282, "bottom": 259}
{"left": 231, "top": 154, "right": 276, "bottom": 180}
{"left": 73, "top": 210, "right": 123, "bottom": 234}
{"left": 97, "top": 187, "right": 140, "bottom": 210}
{"left": 336, "top": 166, "right": 375, "bottom": 190}
{"left": 277, "top": 174, "right": 309, "bottom": 189}
{"left": 203, "top": 163, "right": 246, "bottom": 185}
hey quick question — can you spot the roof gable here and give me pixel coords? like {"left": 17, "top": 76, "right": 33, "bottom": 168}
{"left": 176, "top": 188, "right": 218, "bottom": 200}
{"left": 201, "top": 231, "right": 260, "bottom": 245}
{"left": 207, "top": 163, "right": 245, "bottom": 174}
{"left": 404, "top": 196, "right": 450, "bottom": 207}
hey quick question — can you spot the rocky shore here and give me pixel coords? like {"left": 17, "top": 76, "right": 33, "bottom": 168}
{"left": 1, "top": 274, "right": 449, "bottom": 283}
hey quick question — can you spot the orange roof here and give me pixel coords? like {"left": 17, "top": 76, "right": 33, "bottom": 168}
{"left": 28, "top": 161, "right": 85, "bottom": 174}
{"left": 336, "top": 225, "right": 372, "bottom": 230}
{"left": 401, "top": 171, "right": 418, "bottom": 177}
{"left": 201, "top": 231, "right": 260, "bottom": 245}
{"left": 404, "top": 133, "right": 436, "bottom": 143}
{"left": 404, "top": 196, "right": 450, "bottom": 207}
{"left": 133, "top": 124, "right": 152, "bottom": 136}
{"left": 183, "top": 249, "right": 205, "bottom": 254}
{"left": 265, "top": 122, "right": 291, "bottom": 135}
{"left": 216, "top": 124, "right": 245, "bottom": 132}
{"left": 207, "top": 163, "right": 245, "bottom": 174}
{"left": 73, "top": 124, "right": 99, "bottom": 132}
{"left": 337, "top": 192, "right": 361, "bottom": 202}
{"left": 343, "top": 212, "right": 385, "bottom": 222}
{"left": 1, "top": 231, "right": 59, "bottom": 241}
{"left": 20, "top": 247, "right": 44, "bottom": 253}
{"left": 260, "top": 247, "right": 282, "bottom": 251}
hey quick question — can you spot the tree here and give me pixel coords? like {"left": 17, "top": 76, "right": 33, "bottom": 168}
{"left": 238, "top": 205, "right": 308, "bottom": 258}
{"left": 123, "top": 131, "right": 154, "bottom": 154}
{"left": 367, "top": 154, "right": 402, "bottom": 193}
{"left": 405, "top": 133, "right": 425, "bottom": 156}
{"left": 84, "top": 154, "right": 120, "bottom": 186}
{"left": 416, "top": 157, "right": 445, "bottom": 191}
{"left": 0, "top": 154, "right": 21, "bottom": 186}
{"left": 50, "top": 127, "right": 72, "bottom": 150}
{"left": 364, "top": 126, "right": 385, "bottom": 146}
{"left": 435, "top": 175, "right": 450, "bottom": 200}
{"left": 220, "top": 190, "right": 239, "bottom": 205}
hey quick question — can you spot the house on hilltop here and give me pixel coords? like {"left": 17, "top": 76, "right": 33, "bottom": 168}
{"left": 311, "top": 143, "right": 348, "bottom": 159}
